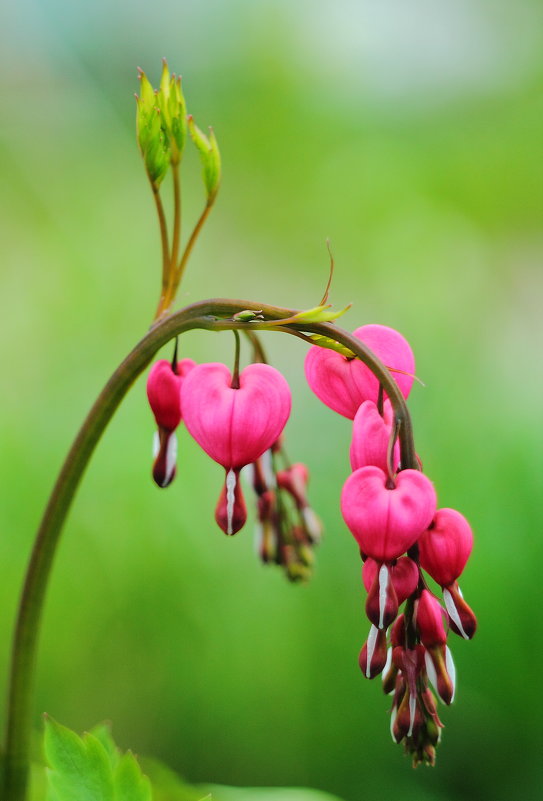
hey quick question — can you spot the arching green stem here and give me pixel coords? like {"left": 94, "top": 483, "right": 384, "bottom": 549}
{"left": 2, "top": 298, "right": 417, "bottom": 801}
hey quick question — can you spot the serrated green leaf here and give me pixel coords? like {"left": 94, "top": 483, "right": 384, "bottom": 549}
{"left": 88, "top": 723, "right": 120, "bottom": 769}
{"left": 44, "top": 717, "right": 115, "bottom": 801}
{"left": 115, "top": 752, "right": 152, "bottom": 801}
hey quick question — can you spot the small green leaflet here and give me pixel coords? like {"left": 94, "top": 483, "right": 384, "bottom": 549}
{"left": 44, "top": 717, "right": 151, "bottom": 801}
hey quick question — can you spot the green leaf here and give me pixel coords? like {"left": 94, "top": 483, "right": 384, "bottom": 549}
{"left": 44, "top": 716, "right": 115, "bottom": 801}
{"left": 115, "top": 752, "right": 152, "bottom": 801}
{"left": 88, "top": 722, "right": 120, "bottom": 769}
{"left": 307, "top": 334, "right": 356, "bottom": 358}
{"left": 141, "top": 757, "right": 203, "bottom": 801}
{"left": 203, "top": 786, "right": 347, "bottom": 801}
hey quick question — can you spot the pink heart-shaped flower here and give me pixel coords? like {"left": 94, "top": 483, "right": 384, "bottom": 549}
{"left": 341, "top": 466, "right": 436, "bottom": 561}
{"left": 182, "top": 362, "right": 291, "bottom": 469}
{"left": 418, "top": 508, "right": 473, "bottom": 587}
{"left": 304, "top": 324, "right": 415, "bottom": 419}
{"left": 147, "top": 358, "right": 197, "bottom": 431}
{"left": 350, "top": 400, "right": 400, "bottom": 473}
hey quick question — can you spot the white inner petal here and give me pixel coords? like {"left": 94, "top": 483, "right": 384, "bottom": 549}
{"left": 378, "top": 564, "right": 390, "bottom": 629}
{"left": 445, "top": 645, "right": 456, "bottom": 702}
{"left": 261, "top": 450, "right": 275, "bottom": 487}
{"left": 407, "top": 693, "right": 417, "bottom": 737}
{"left": 382, "top": 647, "right": 393, "bottom": 688}
{"left": 226, "top": 469, "right": 237, "bottom": 535}
{"left": 303, "top": 507, "right": 321, "bottom": 542}
{"left": 366, "top": 624, "right": 379, "bottom": 678}
{"left": 164, "top": 433, "right": 178, "bottom": 486}
{"left": 443, "top": 588, "right": 468, "bottom": 639}
{"left": 152, "top": 431, "right": 160, "bottom": 458}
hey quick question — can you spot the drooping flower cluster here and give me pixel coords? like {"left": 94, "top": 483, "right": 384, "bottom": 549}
{"left": 305, "top": 323, "right": 477, "bottom": 765}
{"left": 146, "top": 345, "right": 322, "bottom": 579}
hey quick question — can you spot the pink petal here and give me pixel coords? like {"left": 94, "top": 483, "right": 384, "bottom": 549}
{"left": 341, "top": 466, "right": 436, "bottom": 561}
{"left": 304, "top": 324, "right": 415, "bottom": 420}
{"left": 350, "top": 400, "right": 400, "bottom": 473}
{"left": 418, "top": 508, "right": 473, "bottom": 587}
{"left": 182, "top": 362, "right": 291, "bottom": 469}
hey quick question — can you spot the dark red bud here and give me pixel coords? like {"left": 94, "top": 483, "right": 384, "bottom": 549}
{"left": 152, "top": 428, "right": 177, "bottom": 488}
{"left": 365, "top": 563, "right": 399, "bottom": 629}
{"left": 424, "top": 644, "right": 456, "bottom": 705}
{"left": 215, "top": 469, "right": 247, "bottom": 535}
{"left": 359, "top": 625, "right": 388, "bottom": 679}
{"left": 443, "top": 581, "right": 477, "bottom": 640}
{"left": 415, "top": 589, "right": 447, "bottom": 647}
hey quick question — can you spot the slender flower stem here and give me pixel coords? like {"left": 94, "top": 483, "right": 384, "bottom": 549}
{"left": 152, "top": 187, "right": 170, "bottom": 289}
{"left": 170, "top": 164, "right": 182, "bottom": 269}
{"left": 231, "top": 330, "right": 241, "bottom": 388}
{"left": 172, "top": 201, "right": 213, "bottom": 296}
{"left": 2, "top": 299, "right": 417, "bottom": 801}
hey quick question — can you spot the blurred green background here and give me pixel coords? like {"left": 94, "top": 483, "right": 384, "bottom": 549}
{"left": 1, "top": 1, "right": 542, "bottom": 799}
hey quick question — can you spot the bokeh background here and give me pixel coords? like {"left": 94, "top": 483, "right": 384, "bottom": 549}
{"left": 1, "top": 1, "right": 542, "bottom": 799}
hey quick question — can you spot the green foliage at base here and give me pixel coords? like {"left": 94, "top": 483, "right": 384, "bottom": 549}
{"left": 41, "top": 719, "right": 345, "bottom": 801}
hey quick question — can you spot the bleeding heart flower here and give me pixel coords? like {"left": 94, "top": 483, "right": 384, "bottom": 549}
{"left": 147, "top": 358, "right": 196, "bottom": 431}
{"left": 418, "top": 508, "right": 473, "bottom": 588}
{"left": 350, "top": 400, "right": 400, "bottom": 474}
{"left": 146, "top": 357, "right": 196, "bottom": 487}
{"left": 182, "top": 362, "right": 291, "bottom": 535}
{"left": 341, "top": 466, "right": 437, "bottom": 561}
{"left": 304, "top": 324, "right": 415, "bottom": 419}
{"left": 182, "top": 362, "right": 291, "bottom": 468}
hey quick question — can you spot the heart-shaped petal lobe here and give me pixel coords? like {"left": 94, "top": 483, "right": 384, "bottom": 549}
{"left": 341, "top": 466, "right": 437, "bottom": 561}
{"left": 305, "top": 324, "right": 415, "bottom": 419}
{"left": 182, "top": 362, "right": 291, "bottom": 469}
{"left": 350, "top": 400, "right": 400, "bottom": 473}
{"left": 418, "top": 508, "right": 473, "bottom": 587}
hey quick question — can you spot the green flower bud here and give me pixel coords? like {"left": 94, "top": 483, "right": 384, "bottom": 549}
{"left": 188, "top": 115, "right": 221, "bottom": 201}
{"left": 157, "top": 59, "right": 187, "bottom": 165}
{"left": 136, "top": 68, "right": 170, "bottom": 187}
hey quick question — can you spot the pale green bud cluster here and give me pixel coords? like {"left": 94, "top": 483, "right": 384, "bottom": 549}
{"left": 136, "top": 60, "right": 220, "bottom": 200}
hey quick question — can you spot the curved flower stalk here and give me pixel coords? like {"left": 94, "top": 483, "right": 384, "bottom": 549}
{"left": 2, "top": 62, "right": 476, "bottom": 800}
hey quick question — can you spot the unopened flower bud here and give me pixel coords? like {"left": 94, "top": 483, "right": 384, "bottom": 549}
{"left": 215, "top": 469, "right": 247, "bottom": 535}
{"left": 359, "top": 625, "right": 388, "bottom": 679}
{"left": 442, "top": 580, "right": 477, "bottom": 640}
{"left": 415, "top": 590, "right": 447, "bottom": 648}
{"left": 424, "top": 644, "right": 456, "bottom": 705}
{"left": 365, "top": 563, "right": 399, "bottom": 629}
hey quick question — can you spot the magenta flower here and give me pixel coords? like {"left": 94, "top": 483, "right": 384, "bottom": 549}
{"left": 146, "top": 358, "right": 196, "bottom": 487}
{"left": 182, "top": 362, "right": 291, "bottom": 534}
{"left": 418, "top": 508, "right": 473, "bottom": 588}
{"left": 418, "top": 508, "right": 477, "bottom": 639}
{"left": 304, "top": 323, "right": 415, "bottom": 419}
{"left": 341, "top": 466, "right": 437, "bottom": 561}
{"left": 350, "top": 400, "right": 400, "bottom": 473}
